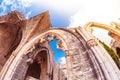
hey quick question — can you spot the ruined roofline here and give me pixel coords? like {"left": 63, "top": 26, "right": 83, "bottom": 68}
{"left": 0, "top": 10, "right": 26, "bottom": 24}
{"left": 0, "top": 10, "right": 50, "bottom": 20}
{"left": 0, "top": 10, "right": 120, "bottom": 80}
{"left": 0, "top": 10, "right": 50, "bottom": 25}
{"left": 28, "top": 11, "right": 49, "bottom": 20}
{"left": 0, "top": 10, "right": 25, "bottom": 19}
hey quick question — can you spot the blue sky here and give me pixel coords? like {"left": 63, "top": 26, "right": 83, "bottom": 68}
{"left": 0, "top": 0, "right": 120, "bottom": 64}
{"left": 0, "top": 0, "right": 68, "bottom": 64}
{"left": 49, "top": 38, "right": 65, "bottom": 63}
{"left": 28, "top": 5, "right": 70, "bottom": 28}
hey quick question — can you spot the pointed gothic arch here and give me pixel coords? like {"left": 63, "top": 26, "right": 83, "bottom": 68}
{"left": 84, "top": 22, "right": 120, "bottom": 44}
{"left": 0, "top": 11, "right": 120, "bottom": 80}
{"left": 1, "top": 28, "right": 119, "bottom": 80}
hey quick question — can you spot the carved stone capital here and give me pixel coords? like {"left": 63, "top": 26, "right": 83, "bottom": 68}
{"left": 87, "top": 39, "right": 98, "bottom": 47}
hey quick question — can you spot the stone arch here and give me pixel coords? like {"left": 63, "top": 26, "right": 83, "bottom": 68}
{"left": 84, "top": 22, "right": 120, "bottom": 44}
{"left": 0, "top": 29, "right": 69, "bottom": 80}
{"left": 25, "top": 49, "right": 49, "bottom": 80}
{"left": 84, "top": 22, "right": 120, "bottom": 59}
{"left": 84, "top": 22, "right": 120, "bottom": 36}
{"left": 12, "top": 47, "right": 50, "bottom": 80}
{"left": 1, "top": 28, "right": 120, "bottom": 80}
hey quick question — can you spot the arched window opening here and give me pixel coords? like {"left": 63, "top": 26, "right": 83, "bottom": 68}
{"left": 48, "top": 36, "right": 66, "bottom": 64}
{"left": 26, "top": 60, "right": 41, "bottom": 79}
{"left": 25, "top": 50, "right": 48, "bottom": 80}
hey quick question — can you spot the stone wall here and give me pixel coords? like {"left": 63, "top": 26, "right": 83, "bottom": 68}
{"left": 0, "top": 11, "right": 120, "bottom": 80}
{"left": 110, "top": 39, "right": 120, "bottom": 57}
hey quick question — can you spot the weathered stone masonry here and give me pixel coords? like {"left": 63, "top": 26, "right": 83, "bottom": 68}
{"left": 0, "top": 11, "right": 120, "bottom": 80}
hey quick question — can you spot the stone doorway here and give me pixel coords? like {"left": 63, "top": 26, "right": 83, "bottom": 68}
{"left": 25, "top": 50, "right": 48, "bottom": 80}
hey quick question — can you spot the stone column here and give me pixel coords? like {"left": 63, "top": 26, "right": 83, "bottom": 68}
{"left": 65, "top": 50, "right": 73, "bottom": 80}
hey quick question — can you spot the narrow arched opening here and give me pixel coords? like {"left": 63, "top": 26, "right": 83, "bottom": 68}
{"left": 25, "top": 50, "right": 48, "bottom": 80}
{"left": 46, "top": 35, "right": 67, "bottom": 79}
{"left": 26, "top": 60, "right": 41, "bottom": 79}
{"left": 47, "top": 36, "right": 66, "bottom": 64}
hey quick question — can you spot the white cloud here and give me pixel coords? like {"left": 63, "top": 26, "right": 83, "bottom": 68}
{"left": 67, "top": 0, "right": 120, "bottom": 45}
{"left": 14, "top": 0, "right": 119, "bottom": 45}
{"left": 92, "top": 28, "right": 112, "bottom": 45}
{"left": 59, "top": 57, "right": 66, "bottom": 64}
{"left": 34, "top": 0, "right": 120, "bottom": 18}
{"left": 19, "top": 0, "right": 33, "bottom": 7}
{"left": 0, "top": 0, "right": 33, "bottom": 17}
{"left": 33, "top": 0, "right": 84, "bottom": 15}
{"left": 25, "top": 11, "right": 32, "bottom": 19}
{"left": 1, "top": 0, "right": 120, "bottom": 45}
{"left": 34, "top": 0, "right": 120, "bottom": 45}
{"left": 69, "top": 0, "right": 120, "bottom": 27}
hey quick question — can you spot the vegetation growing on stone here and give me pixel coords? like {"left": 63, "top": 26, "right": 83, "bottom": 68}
{"left": 99, "top": 40, "right": 120, "bottom": 69}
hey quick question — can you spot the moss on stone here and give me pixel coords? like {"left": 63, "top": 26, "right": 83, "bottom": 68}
{"left": 99, "top": 40, "right": 120, "bottom": 69}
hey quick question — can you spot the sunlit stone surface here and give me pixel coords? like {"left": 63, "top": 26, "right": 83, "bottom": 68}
{"left": 0, "top": 11, "right": 120, "bottom": 80}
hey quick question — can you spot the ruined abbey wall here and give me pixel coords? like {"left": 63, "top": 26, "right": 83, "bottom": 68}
{"left": 0, "top": 11, "right": 120, "bottom": 80}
